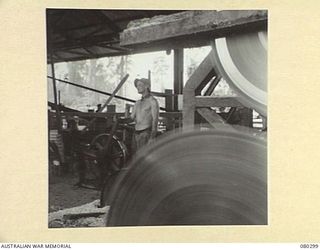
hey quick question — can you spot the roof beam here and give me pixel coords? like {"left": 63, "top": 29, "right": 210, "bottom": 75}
{"left": 49, "top": 33, "right": 119, "bottom": 51}
{"left": 97, "top": 44, "right": 131, "bottom": 52}
{"left": 120, "top": 10, "right": 267, "bottom": 49}
{"left": 83, "top": 47, "right": 98, "bottom": 57}
{"left": 50, "top": 14, "right": 145, "bottom": 33}
{"left": 100, "top": 11, "right": 122, "bottom": 33}
{"left": 58, "top": 50, "right": 90, "bottom": 56}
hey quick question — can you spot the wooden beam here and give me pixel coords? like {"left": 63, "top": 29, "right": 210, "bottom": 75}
{"left": 195, "top": 69, "right": 217, "bottom": 95}
{"left": 46, "top": 76, "right": 167, "bottom": 111}
{"left": 50, "top": 34, "right": 119, "bottom": 51}
{"left": 48, "top": 49, "right": 128, "bottom": 64}
{"left": 83, "top": 47, "right": 98, "bottom": 57}
{"left": 195, "top": 96, "right": 243, "bottom": 107}
{"left": 75, "top": 26, "right": 107, "bottom": 40}
{"left": 48, "top": 102, "right": 81, "bottom": 112}
{"left": 184, "top": 50, "right": 215, "bottom": 90}
{"left": 183, "top": 89, "right": 196, "bottom": 131}
{"left": 174, "top": 49, "right": 184, "bottom": 111}
{"left": 197, "top": 108, "right": 235, "bottom": 130}
{"left": 97, "top": 44, "right": 131, "bottom": 52}
{"left": 60, "top": 111, "right": 182, "bottom": 119}
{"left": 183, "top": 50, "right": 216, "bottom": 130}
{"left": 204, "top": 75, "right": 222, "bottom": 96}
{"left": 47, "top": 76, "right": 135, "bottom": 103}
{"left": 159, "top": 112, "right": 182, "bottom": 119}
{"left": 99, "top": 74, "right": 129, "bottom": 112}
{"left": 57, "top": 49, "right": 90, "bottom": 57}
{"left": 60, "top": 112, "right": 124, "bottom": 119}
{"left": 99, "top": 11, "right": 122, "bottom": 33}
{"left": 52, "top": 52, "right": 64, "bottom": 61}
{"left": 165, "top": 89, "right": 174, "bottom": 112}
{"left": 120, "top": 10, "right": 267, "bottom": 48}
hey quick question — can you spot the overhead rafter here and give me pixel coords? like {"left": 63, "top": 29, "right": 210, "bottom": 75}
{"left": 97, "top": 44, "right": 131, "bottom": 52}
{"left": 50, "top": 33, "right": 119, "bottom": 51}
{"left": 100, "top": 11, "right": 122, "bottom": 33}
{"left": 57, "top": 49, "right": 90, "bottom": 57}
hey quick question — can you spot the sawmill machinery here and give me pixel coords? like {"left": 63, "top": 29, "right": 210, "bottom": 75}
{"left": 46, "top": 9, "right": 268, "bottom": 225}
{"left": 105, "top": 29, "right": 268, "bottom": 226}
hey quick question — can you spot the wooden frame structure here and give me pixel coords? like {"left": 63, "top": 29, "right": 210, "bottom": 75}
{"left": 119, "top": 10, "right": 266, "bottom": 131}
{"left": 182, "top": 50, "right": 244, "bottom": 131}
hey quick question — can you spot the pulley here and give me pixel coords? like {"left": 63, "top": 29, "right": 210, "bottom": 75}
{"left": 211, "top": 31, "right": 267, "bottom": 116}
{"left": 106, "top": 129, "right": 267, "bottom": 226}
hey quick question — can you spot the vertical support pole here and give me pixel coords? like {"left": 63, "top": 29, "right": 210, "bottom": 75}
{"left": 50, "top": 52, "right": 62, "bottom": 133}
{"left": 165, "top": 89, "right": 173, "bottom": 112}
{"left": 148, "top": 70, "right": 151, "bottom": 84}
{"left": 165, "top": 89, "right": 174, "bottom": 130}
{"left": 58, "top": 90, "right": 61, "bottom": 105}
{"left": 182, "top": 50, "right": 216, "bottom": 131}
{"left": 173, "top": 49, "right": 184, "bottom": 111}
{"left": 262, "top": 115, "right": 267, "bottom": 131}
{"left": 123, "top": 103, "right": 132, "bottom": 143}
{"left": 183, "top": 89, "right": 196, "bottom": 131}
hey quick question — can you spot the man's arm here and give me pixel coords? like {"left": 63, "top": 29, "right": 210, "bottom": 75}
{"left": 150, "top": 98, "right": 159, "bottom": 138}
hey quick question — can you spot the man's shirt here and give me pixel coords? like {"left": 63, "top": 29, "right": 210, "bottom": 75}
{"left": 131, "top": 94, "right": 159, "bottom": 131}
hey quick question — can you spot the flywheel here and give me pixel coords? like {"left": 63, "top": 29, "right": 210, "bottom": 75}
{"left": 106, "top": 129, "right": 267, "bottom": 226}
{"left": 211, "top": 31, "right": 267, "bottom": 117}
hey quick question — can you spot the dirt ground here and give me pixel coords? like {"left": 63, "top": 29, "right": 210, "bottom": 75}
{"left": 49, "top": 173, "right": 100, "bottom": 213}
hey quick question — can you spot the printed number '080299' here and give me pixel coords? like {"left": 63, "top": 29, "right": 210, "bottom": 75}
{"left": 300, "top": 244, "right": 319, "bottom": 248}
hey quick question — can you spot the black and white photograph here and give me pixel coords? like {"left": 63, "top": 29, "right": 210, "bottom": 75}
{"left": 47, "top": 9, "right": 268, "bottom": 228}
{"left": 3, "top": 0, "right": 320, "bottom": 245}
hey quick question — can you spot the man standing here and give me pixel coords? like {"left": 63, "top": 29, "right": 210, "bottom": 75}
{"left": 131, "top": 78, "right": 159, "bottom": 151}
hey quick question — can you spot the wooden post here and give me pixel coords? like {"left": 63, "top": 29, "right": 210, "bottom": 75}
{"left": 238, "top": 108, "right": 253, "bottom": 127}
{"left": 183, "top": 89, "right": 196, "bottom": 131}
{"left": 165, "top": 89, "right": 173, "bottom": 112}
{"left": 183, "top": 50, "right": 215, "bottom": 131}
{"left": 164, "top": 89, "right": 174, "bottom": 130}
{"left": 123, "top": 103, "right": 132, "bottom": 142}
{"left": 174, "top": 49, "right": 184, "bottom": 111}
{"left": 148, "top": 70, "right": 151, "bottom": 84}
{"left": 49, "top": 52, "right": 62, "bottom": 133}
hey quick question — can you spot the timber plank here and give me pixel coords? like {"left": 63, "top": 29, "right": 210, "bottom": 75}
{"left": 195, "top": 96, "right": 242, "bottom": 108}
{"left": 197, "top": 108, "right": 235, "bottom": 131}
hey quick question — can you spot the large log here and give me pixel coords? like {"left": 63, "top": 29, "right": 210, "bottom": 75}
{"left": 120, "top": 10, "right": 267, "bottom": 50}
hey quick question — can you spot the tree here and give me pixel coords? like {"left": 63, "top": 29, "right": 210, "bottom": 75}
{"left": 152, "top": 55, "right": 170, "bottom": 92}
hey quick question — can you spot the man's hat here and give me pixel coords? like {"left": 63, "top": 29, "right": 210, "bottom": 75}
{"left": 134, "top": 78, "right": 151, "bottom": 89}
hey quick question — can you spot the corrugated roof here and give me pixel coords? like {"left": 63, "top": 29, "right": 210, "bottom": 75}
{"left": 47, "top": 9, "right": 181, "bottom": 63}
